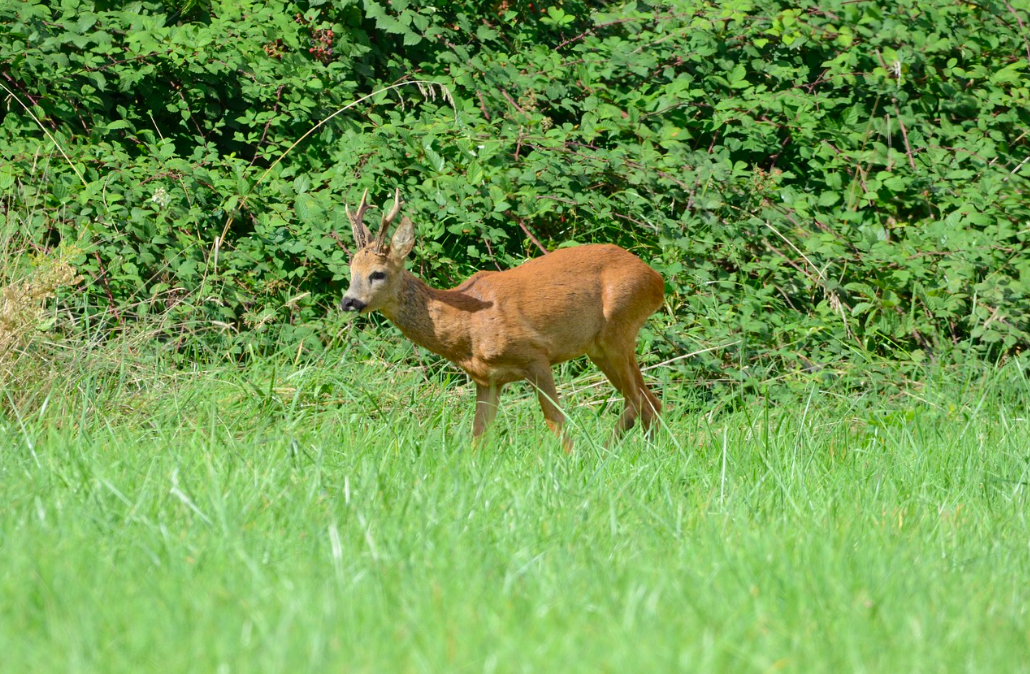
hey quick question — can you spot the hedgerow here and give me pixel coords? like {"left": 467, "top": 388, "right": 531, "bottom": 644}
{"left": 2, "top": 0, "right": 1029, "bottom": 380}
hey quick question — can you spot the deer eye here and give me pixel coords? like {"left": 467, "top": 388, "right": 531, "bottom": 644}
{"left": 369, "top": 271, "right": 386, "bottom": 282}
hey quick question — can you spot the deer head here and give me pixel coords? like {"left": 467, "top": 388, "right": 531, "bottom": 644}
{"left": 340, "top": 189, "right": 415, "bottom": 314}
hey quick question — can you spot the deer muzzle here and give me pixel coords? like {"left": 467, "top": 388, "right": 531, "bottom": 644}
{"left": 340, "top": 296, "right": 367, "bottom": 313}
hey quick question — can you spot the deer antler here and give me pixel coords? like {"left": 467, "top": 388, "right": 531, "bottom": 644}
{"left": 346, "top": 189, "right": 371, "bottom": 249}
{"left": 372, "top": 188, "right": 403, "bottom": 253}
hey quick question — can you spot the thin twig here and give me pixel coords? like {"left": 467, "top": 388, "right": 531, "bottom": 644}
{"left": 535, "top": 194, "right": 577, "bottom": 205}
{"left": 761, "top": 219, "right": 821, "bottom": 280}
{"left": 93, "top": 252, "right": 123, "bottom": 326}
{"left": 1, "top": 71, "right": 41, "bottom": 108}
{"left": 1003, "top": 0, "right": 1030, "bottom": 68}
{"left": 764, "top": 240, "right": 813, "bottom": 281}
{"left": 514, "top": 127, "right": 524, "bottom": 161}
{"left": 893, "top": 101, "right": 917, "bottom": 171}
{"left": 554, "top": 17, "right": 638, "bottom": 50}
{"left": 614, "top": 212, "right": 657, "bottom": 232}
{"left": 476, "top": 90, "right": 491, "bottom": 121}
{"left": 641, "top": 341, "right": 742, "bottom": 372}
{"left": 504, "top": 210, "right": 548, "bottom": 255}
{"left": 328, "top": 230, "right": 351, "bottom": 256}
{"left": 249, "top": 85, "right": 285, "bottom": 167}
{"left": 481, "top": 236, "right": 503, "bottom": 271}
{"left": 176, "top": 89, "right": 207, "bottom": 141}
{"left": 1008, "top": 154, "right": 1030, "bottom": 178}
{"left": 499, "top": 88, "right": 526, "bottom": 114}
{"left": 0, "top": 83, "right": 87, "bottom": 187}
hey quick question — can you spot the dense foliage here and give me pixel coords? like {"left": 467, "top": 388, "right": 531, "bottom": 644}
{"left": 2, "top": 0, "right": 1029, "bottom": 377}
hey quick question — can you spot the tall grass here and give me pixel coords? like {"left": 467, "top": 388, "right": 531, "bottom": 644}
{"left": 2, "top": 348, "right": 1028, "bottom": 673}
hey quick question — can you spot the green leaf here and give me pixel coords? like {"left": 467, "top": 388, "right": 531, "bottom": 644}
{"left": 423, "top": 139, "right": 445, "bottom": 172}
{"left": 991, "top": 61, "right": 1026, "bottom": 86}
{"left": 818, "top": 192, "right": 840, "bottom": 207}
{"left": 295, "top": 194, "right": 321, "bottom": 223}
{"left": 375, "top": 14, "right": 408, "bottom": 35}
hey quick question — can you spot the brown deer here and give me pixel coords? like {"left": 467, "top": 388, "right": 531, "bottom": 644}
{"left": 340, "top": 190, "right": 664, "bottom": 449}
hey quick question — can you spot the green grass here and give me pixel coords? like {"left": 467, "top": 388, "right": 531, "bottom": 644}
{"left": 2, "top": 355, "right": 1029, "bottom": 673}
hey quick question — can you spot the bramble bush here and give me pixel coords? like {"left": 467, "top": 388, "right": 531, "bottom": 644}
{"left": 2, "top": 0, "right": 1029, "bottom": 383}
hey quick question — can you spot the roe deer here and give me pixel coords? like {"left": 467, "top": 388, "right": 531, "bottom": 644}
{"left": 340, "top": 190, "right": 664, "bottom": 449}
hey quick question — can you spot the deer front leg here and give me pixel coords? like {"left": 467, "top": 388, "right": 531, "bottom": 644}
{"left": 472, "top": 382, "right": 502, "bottom": 441}
{"left": 526, "top": 363, "right": 573, "bottom": 452}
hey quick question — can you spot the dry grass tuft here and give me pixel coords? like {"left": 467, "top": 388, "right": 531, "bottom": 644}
{"left": 0, "top": 247, "right": 81, "bottom": 372}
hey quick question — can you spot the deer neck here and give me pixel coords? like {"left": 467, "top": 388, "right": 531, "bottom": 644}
{"left": 379, "top": 272, "right": 472, "bottom": 364}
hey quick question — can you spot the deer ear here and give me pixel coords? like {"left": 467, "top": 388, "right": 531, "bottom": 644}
{"left": 390, "top": 216, "right": 415, "bottom": 260}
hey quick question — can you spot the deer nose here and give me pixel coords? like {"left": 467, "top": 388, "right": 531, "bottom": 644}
{"left": 340, "top": 296, "right": 367, "bottom": 313}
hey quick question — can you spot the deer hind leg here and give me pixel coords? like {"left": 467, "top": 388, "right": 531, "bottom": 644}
{"left": 472, "top": 383, "right": 503, "bottom": 440}
{"left": 589, "top": 348, "right": 662, "bottom": 442}
{"left": 525, "top": 362, "right": 573, "bottom": 452}
{"left": 625, "top": 354, "right": 662, "bottom": 435}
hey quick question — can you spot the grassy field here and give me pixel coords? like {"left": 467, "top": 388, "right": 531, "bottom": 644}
{"left": 2, "top": 351, "right": 1029, "bottom": 673}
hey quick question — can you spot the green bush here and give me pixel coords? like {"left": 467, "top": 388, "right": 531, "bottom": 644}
{"left": 2, "top": 0, "right": 1029, "bottom": 378}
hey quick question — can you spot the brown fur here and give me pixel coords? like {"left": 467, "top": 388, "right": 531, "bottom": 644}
{"left": 341, "top": 205, "right": 664, "bottom": 449}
